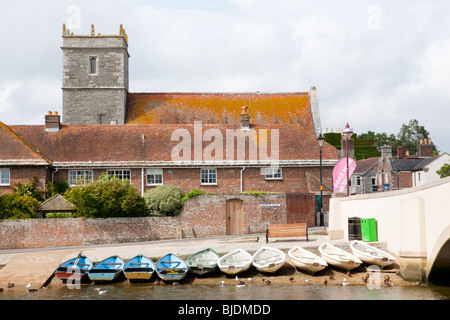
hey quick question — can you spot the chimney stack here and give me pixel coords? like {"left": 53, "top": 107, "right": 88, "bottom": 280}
{"left": 381, "top": 145, "right": 392, "bottom": 159}
{"left": 397, "top": 145, "right": 403, "bottom": 159}
{"left": 240, "top": 106, "right": 250, "bottom": 130}
{"left": 418, "top": 138, "right": 433, "bottom": 157}
{"left": 45, "top": 111, "right": 61, "bottom": 132}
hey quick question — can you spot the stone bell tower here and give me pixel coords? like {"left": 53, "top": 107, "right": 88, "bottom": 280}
{"left": 61, "top": 24, "right": 129, "bottom": 125}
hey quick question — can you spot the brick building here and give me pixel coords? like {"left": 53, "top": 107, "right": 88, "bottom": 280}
{"left": 0, "top": 25, "right": 339, "bottom": 228}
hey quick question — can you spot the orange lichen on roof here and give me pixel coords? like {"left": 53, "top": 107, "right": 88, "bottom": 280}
{"left": 125, "top": 92, "right": 314, "bottom": 133}
{"left": 0, "top": 121, "right": 52, "bottom": 164}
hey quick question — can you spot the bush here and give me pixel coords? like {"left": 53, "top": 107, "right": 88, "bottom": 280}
{"left": 0, "top": 193, "right": 39, "bottom": 220}
{"left": 144, "top": 185, "right": 183, "bottom": 216}
{"left": 181, "top": 189, "right": 206, "bottom": 205}
{"left": 45, "top": 181, "right": 70, "bottom": 198}
{"left": 64, "top": 174, "right": 148, "bottom": 218}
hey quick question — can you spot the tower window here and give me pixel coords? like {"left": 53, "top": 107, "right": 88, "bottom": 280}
{"left": 89, "top": 56, "right": 97, "bottom": 74}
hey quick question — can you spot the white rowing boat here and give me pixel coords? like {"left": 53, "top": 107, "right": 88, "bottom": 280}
{"left": 288, "top": 246, "right": 328, "bottom": 274}
{"left": 252, "top": 246, "right": 286, "bottom": 273}
{"left": 218, "top": 248, "right": 252, "bottom": 275}
{"left": 318, "top": 242, "right": 362, "bottom": 271}
{"left": 350, "top": 240, "right": 396, "bottom": 268}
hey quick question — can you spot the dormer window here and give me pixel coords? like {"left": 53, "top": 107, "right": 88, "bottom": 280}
{"left": 89, "top": 56, "right": 97, "bottom": 74}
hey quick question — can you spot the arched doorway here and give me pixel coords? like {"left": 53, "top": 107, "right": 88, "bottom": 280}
{"left": 226, "top": 199, "right": 243, "bottom": 235}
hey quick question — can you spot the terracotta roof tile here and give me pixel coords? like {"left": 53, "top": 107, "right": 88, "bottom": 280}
{"left": 126, "top": 92, "right": 314, "bottom": 133}
{"left": 10, "top": 124, "right": 337, "bottom": 165}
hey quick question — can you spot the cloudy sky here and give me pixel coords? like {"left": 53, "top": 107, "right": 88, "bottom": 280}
{"left": 1, "top": 0, "right": 449, "bottom": 153}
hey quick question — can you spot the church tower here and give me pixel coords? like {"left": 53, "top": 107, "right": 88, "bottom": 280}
{"left": 61, "top": 24, "right": 129, "bottom": 125}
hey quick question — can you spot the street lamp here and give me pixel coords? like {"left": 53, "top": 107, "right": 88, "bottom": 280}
{"left": 341, "top": 123, "right": 354, "bottom": 196}
{"left": 317, "top": 133, "right": 325, "bottom": 226}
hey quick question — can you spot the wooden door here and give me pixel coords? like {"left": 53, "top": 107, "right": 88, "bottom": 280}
{"left": 226, "top": 199, "right": 243, "bottom": 235}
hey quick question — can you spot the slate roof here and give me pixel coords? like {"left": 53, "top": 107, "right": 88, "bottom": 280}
{"left": 354, "top": 157, "right": 378, "bottom": 175}
{"left": 389, "top": 158, "right": 432, "bottom": 172}
{"left": 125, "top": 92, "right": 315, "bottom": 133}
{"left": 8, "top": 123, "right": 338, "bottom": 167}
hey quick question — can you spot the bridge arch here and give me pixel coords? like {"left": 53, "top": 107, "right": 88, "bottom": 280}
{"left": 426, "top": 225, "right": 450, "bottom": 286}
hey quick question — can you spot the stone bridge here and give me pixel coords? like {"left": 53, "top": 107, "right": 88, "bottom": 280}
{"left": 328, "top": 176, "right": 450, "bottom": 285}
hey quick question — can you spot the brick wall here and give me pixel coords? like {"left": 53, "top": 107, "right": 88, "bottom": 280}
{"left": 52, "top": 166, "right": 334, "bottom": 196}
{"left": 0, "top": 193, "right": 292, "bottom": 249}
{"left": 0, "top": 167, "right": 48, "bottom": 195}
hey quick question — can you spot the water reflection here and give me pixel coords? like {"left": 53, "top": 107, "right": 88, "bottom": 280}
{"left": 3, "top": 283, "right": 450, "bottom": 300}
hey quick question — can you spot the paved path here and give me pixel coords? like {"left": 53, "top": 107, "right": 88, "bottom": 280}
{"left": 0, "top": 228, "right": 354, "bottom": 292}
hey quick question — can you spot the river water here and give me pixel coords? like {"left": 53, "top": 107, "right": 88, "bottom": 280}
{"left": 2, "top": 282, "right": 449, "bottom": 300}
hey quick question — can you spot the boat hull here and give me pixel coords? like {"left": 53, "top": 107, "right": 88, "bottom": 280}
{"left": 319, "top": 243, "right": 362, "bottom": 271}
{"left": 288, "top": 246, "right": 327, "bottom": 274}
{"left": 55, "top": 254, "right": 93, "bottom": 283}
{"left": 123, "top": 255, "right": 155, "bottom": 282}
{"left": 350, "top": 240, "right": 396, "bottom": 268}
{"left": 156, "top": 254, "right": 188, "bottom": 281}
{"left": 252, "top": 246, "right": 286, "bottom": 273}
{"left": 187, "top": 248, "right": 221, "bottom": 276}
{"left": 87, "top": 270, "right": 123, "bottom": 282}
{"left": 56, "top": 269, "right": 90, "bottom": 282}
{"left": 88, "top": 256, "right": 124, "bottom": 283}
{"left": 218, "top": 249, "right": 252, "bottom": 275}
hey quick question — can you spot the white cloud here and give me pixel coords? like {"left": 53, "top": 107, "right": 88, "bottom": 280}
{"left": 0, "top": 0, "right": 449, "bottom": 152}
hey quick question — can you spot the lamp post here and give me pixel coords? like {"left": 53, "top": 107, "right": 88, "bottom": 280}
{"left": 341, "top": 123, "right": 353, "bottom": 197}
{"left": 317, "top": 133, "right": 325, "bottom": 226}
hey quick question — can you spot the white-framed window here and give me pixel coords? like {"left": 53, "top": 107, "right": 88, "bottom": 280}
{"left": 265, "top": 167, "right": 282, "bottom": 180}
{"left": 107, "top": 169, "right": 131, "bottom": 181}
{"left": 201, "top": 168, "right": 217, "bottom": 185}
{"left": 68, "top": 170, "right": 93, "bottom": 186}
{"left": 0, "top": 168, "right": 10, "bottom": 185}
{"left": 89, "top": 56, "right": 97, "bottom": 74}
{"left": 146, "top": 169, "right": 163, "bottom": 185}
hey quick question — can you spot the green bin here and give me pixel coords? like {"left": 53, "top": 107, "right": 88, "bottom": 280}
{"left": 360, "top": 218, "right": 377, "bottom": 242}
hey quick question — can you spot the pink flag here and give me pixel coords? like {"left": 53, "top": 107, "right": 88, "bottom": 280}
{"left": 332, "top": 158, "right": 357, "bottom": 192}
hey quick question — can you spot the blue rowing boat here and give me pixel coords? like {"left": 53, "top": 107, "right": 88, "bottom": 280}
{"left": 156, "top": 254, "right": 188, "bottom": 281}
{"left": 123, "top": 254, "right": 155, "bottom": 283}
{"left": 88, "top": 256, "right": 124, "bottom": 283}
{"left": 56, "top": 251, "right": 93, "bottom": 283}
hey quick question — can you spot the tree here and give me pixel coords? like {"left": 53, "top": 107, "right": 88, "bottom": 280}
{"left": 358, "top": 119, "right": 438, "bottom": 156}
{"left": 64, "top": 174, "right": 148, "bottom": 218}
{"left": 397, "top": 119, "right": 433, "bottom": 155}
{"left": 436, "top": 162, "right": 450, "bottom": 179}
{"left": 0, "top": 193, "right": 39, "bottom": 220}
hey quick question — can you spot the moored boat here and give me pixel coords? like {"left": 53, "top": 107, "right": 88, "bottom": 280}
{"left": 252, "top": 246, "right": 286, "bottom": 273}
{"left": 56, "top": 251, "right": 93, "bottom": 283}
{"left": 156, "top": 254, "right": 188, "bottom": 281}
{"left": 350, "top": 240, "right": 396, "bottom": 268}
{"left": 187, "top": 248, "right": 221, "bottom": 276}
{"left": 318, "top": 242, "right": 362, "bottom": 271}
{"left": 88, "top": 256, "right": 124, "bottom": 283}
{"left": 287, "top": 246, "right": 327, "bottom": 274}
{"left": 218, "top": 248, "right": 252, "bottom": 275}
{"left": 123, "top": 254, "right": 156, "bottom": 282}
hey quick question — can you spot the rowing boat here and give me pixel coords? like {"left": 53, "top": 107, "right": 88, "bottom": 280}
{"left": 288, "top": 246, "right": 328, "bottom": 274}
{"left": 88, "top": 256, "right": 124, "bottom": 283}
{"left": 156, "top": 254, "right": 188, "bottom": 281}
{"left": 56, "top": 251, "right": 93, "bottom": 282}
{"left": 123, "top": 254, "right": 156, "bottom": 282}
{"left": 318, "top": 242, "right": 362, "bottom": 271}
{"left": 252, "top": 246, "right": 286, "bottom": 273}
{"left": 187, "top": 248, "right": 221, "bottom": 276}
{"left": 350, "top": 240, "right": 396, "bottom": 268}
{"left": 218, "top": 248, "right": 252, "bottom": 275}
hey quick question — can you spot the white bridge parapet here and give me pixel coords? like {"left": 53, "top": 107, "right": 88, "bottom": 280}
{"left": 328, "top": 176, "right": 450, "bottom": 283}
